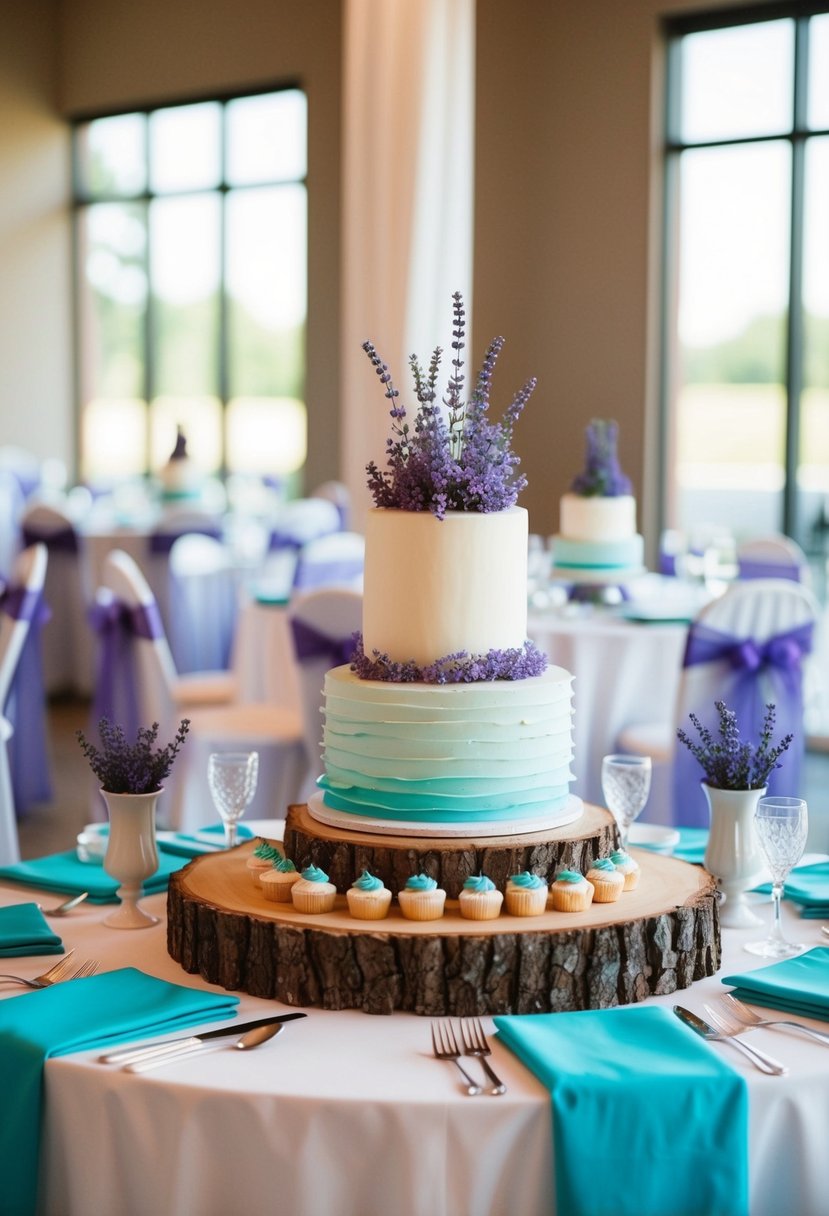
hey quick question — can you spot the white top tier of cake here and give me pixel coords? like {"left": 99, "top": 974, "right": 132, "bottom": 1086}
{"left": 559, "top": 492, "right": 636, "bottom": 541}
{"left": 362, "top": 506, "right": 529, "bottom": 665}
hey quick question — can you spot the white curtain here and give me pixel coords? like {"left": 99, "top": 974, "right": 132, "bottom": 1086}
{"left": 341, "top": 0, "right": 475, "bottom": 528}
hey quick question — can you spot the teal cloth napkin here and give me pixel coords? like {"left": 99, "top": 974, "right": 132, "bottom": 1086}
{"left": 157, "top": 822, "right": 254, "bottom": 858}
{"left": 494, "top": 1006, "right": 748, "bottom": 1216}
{"left": 672, "top": 827, "right": 709, "bottom": 865}
{"left": 752, "top": 861, "right": 829, "bottom": 916}
{"left": 0, "top": 966, "right": 239, "bottom": 1216}
{"left": 0, "top": 850, "right": 190, "bottom": 903}
{"left": 721, "top": 946, "right": 829, "bottom": 1019}
{"left": 0, "top": 904, "right": 63, "bottom": 957}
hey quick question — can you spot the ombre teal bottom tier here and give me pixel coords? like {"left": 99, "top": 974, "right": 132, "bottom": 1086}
{"left": 320, "top": 665, "right": 576, "bottom": 829}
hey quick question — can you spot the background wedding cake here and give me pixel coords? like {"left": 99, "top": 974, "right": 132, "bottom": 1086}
{"left": 313, "top": 295, "right": 577, "bottom": 836}
{"left": 551, "top": 419, "right": 644, "bottom": 578}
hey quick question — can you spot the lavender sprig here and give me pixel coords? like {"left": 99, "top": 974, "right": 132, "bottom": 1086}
{"left": 350, "top": 633, "right": 547, "bottom": 684}
{"left": 571, "top": 419, "right": 631, "bottom": 497}
{"left": 676, "top": 701, "right": 792, "bottom": 790}
{"left": 77, "top": 718, "right": 190, "bottom": 794}
{"left": 363, "top": 292, "right": 534, "bottom": 518}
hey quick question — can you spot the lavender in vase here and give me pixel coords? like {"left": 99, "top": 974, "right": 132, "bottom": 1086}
{"left": 570, "top": 419, "right": 631, "bottom": 498}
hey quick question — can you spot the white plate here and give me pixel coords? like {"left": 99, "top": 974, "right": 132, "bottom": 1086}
{"left": 627, "top": 824, "right": 681, "bottom": 854}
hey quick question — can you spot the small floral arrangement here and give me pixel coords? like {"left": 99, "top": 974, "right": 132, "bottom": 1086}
{"left": 363, "top": 292, "right": 536, "bottom": 518}
{"left": 676, "top": 700, "right": 792, "bottom": 790}
{"left": 77, "top": 718, "right": 190, "bottom": 794}
{"left": 570, "top": 419, "right": 631, "bottom": 497}
{"left": 350, "top": 634, "right": 546, "bottom": 683}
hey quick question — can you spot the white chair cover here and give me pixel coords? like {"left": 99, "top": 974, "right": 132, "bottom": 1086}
{"left": 287, "top": 588, "right": 363, "bottom": 802}
{"left": 0, "top": 544, "right": 48, "bottom": 864}
{"left": 168, "top": 534, "right": 238, "bottom": 674}
{"left": 293, "top": 531, "right": 365, "bottom": 592}
{"left": 310, "top": 481, "right": 351, "bottom": 529}
{"left": 97, "top": 550, "right": 303, "bottom": 830}
{"left": 617, "top": 579, "right": 819, "bottom": 827}
{"left": 737, "top": 534, "right": 811, "bottom": 584}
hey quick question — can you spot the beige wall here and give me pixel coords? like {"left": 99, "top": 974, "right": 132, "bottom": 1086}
{"left": 0, "top": 0, "right": 72, "bottom": 468}
{"left": 473, "top": 0, "right": 764, "bottom": 550}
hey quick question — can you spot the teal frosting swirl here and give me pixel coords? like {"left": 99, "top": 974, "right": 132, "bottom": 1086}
{"left": 509, "top": 870, "right": 546, "bottom": 890}
{"left": 590, "top": 858, "right": 616, "bottom": 873}
{"left": 463, "top": 873, "right": 495, "bottom": 894}
{"left": 556, "top": 869, "right": 584, "bottom": 884}
{"left": 300, "top": 864, "right": 329, "bottom": 884}
{"left": 405, "top": 873, "right": 438, "bottom": 892}
{"left": 275, "top": 857, "right": 296, "bottom": 873}
{"left": 352, "top": 870, "right": 383, "bottom": 892}
{"left": 610, "top": 850, "right": 631, "bottom": 865}
{"left": 253, "top": 840, "right": 282, "bottom": 861}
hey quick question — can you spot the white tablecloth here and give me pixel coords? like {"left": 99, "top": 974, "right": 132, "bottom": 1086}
{"left": 2, "top": 825, "right": 829, "bottom": 1216}
{"left": 529, "top": 611, "right": 688, "bottom": 806}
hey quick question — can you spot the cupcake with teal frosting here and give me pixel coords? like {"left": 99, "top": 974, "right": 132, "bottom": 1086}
{"left": 346, "top": 870, "right": 392, "bottom": 920}
{"left": 550, "top": 868, "right": 594, "bottom": 912}
{"left": 459, "top": 873, "right": 503, "bottom": 921}
{"left": 505, "top": 870, "right": 548, "bottom": 917}
{"left": 246, "top": 839, "right": 284, "bottom": 887}
{"left": 585, "top": 857, "right": 625, "bottom": 903}
{"left": 259, "top": 855, "right": 300, "bottom": 903}
{"left": 291, "top": 864, "right": 337, "bottom": 914}
{"left": 397, "top": 873, "right": 446, "bottom": 921}
{"left": 610, "top": 848, "right": 640, "bottom": 891}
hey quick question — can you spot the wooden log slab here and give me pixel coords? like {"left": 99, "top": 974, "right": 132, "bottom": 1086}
{"left": 167, "top": 829, "right": 720, "bottom": 1017}
{"left": 282, "top": 801, "right": 620, "bottom": 899}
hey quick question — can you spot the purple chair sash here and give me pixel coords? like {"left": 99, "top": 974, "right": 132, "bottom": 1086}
{"left": 89, "top": 594, "right": 165, "bottom": 741}
{"left": 738, "top": 558, "right": 801, "bottom": 582}
{"left": 673, "top": 619, "right": 814, "bottom": 827}
{"left": 149, "top": 523, "right": 222, "bottom": 555}
{"left": 267, "top": 530, "right": 305, "bottom": 554}
{"left": 0, "top": 581, "right": 52, "bottom": 813}
{"left": 21, "top": 522, "right": 79, "bottom": 553}
{"left": 293, "top": 557, "right": 365, "bottom": 592}
{"left": 290, "top": 619, "right": 356, "bottom": 668}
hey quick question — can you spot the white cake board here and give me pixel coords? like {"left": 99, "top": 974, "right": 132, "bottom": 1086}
{"left": 307, "top": 791, "right": 585, "bottom": 839}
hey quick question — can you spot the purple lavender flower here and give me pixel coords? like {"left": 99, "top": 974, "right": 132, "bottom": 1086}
{"left": 363, "top": 293, "right": 535, "bottom": 518}
{"left": 570, "top": 419, "right": 632, "bottom": 497}
{"left": 77, "top": 719, "right": 190, "bottom": 794}
{"left": 350, "top": 633, "right": 548, "bottom": 683}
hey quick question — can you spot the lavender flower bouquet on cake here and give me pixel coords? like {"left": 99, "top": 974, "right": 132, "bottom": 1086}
{"left": 571, "top": 419, "right": 631, "bottom": 497}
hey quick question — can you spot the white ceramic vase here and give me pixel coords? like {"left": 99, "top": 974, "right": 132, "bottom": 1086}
{"left": 101, "top": 788, "right": 162, "bottom": 929}
{"left": 702, "top": 783, "right": 766, "bottom": 929}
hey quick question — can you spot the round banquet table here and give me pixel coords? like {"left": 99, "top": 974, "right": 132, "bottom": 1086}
{"left": 2, "top": 828, "right": 829, "bottom": 1216}
{"left": 528, "top": 610, "right": 688, "bottom": 807}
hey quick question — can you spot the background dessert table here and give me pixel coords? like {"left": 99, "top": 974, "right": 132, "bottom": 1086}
{"left": 2, "top": 823, "right": 829, "bottom": 1216}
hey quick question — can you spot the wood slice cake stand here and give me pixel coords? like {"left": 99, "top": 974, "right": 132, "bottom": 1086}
{"left": 167, "top": 803, "right": 720, "bottom": 1017}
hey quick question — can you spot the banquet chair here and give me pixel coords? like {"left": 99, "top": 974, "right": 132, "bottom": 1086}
{"left": 0, "top": 543, "right": 48, "bottom": 864}
{"left": 737, "top": 534, "right": 811, "bottom": 584}
{"left": 310, "top": 480, "right": 351, "bottom": 529}
{"left": 615, "top": 578, "right": 819, "bottom": 828}
{"left": 287, "top": 588, "right": 363, "bottom": 802}
{"left": 293, "top": 531, "right": 365, "bottom": 592}
{"left": 259, "top": 496, "right": 343, "bottom": 601}
{"left": 21, "top": 501, "right": 94, "bottom": 695}
{"left": 146, "top": 509, "right": 223, "bottom": 641}
{"left": 168, "top": 533, "right": 238, "bottom": 674}
{"left": 95, "top": 550, "right": 304, "bottom": 830}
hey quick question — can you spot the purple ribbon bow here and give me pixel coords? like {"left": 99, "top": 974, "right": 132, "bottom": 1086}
{"left": 89, "top": 594, "right": 165, "bottom": 741}
{"left": 674, "top": 619, "right": 813, "bottom": 827}
{"left": 290, "top": 619, "right": 356, "bottom": 668}
{"left": 21, "top": 523, "right": 79, "bottom": 553}
{"left": 0, "top": 581, "right": 52, "bottom": 814}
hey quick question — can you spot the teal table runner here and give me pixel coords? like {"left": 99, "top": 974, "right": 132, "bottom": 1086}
{"left": 0, "top": 850, "right": 189, "bottom": 902}
{"left": 0, "top": 904, "right": 62, "bottom": 957}
{"left": 0, "top": 966, "right": 239, "bottom": 1216}
{"left": 494, "top": 1005, "right": 748, "bottom": 1216}
{"left": 673, "top": 827, "right": 709, "bottom": 865}
{"left": 722, "top": 946, "right": 829, "bottom": 1020}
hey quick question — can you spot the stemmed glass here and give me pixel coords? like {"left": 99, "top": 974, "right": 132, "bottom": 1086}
{"left": 745, "top": 796, "right": 808, "bottom": 958}
{"left": 601, "top": 754, "right": 652, "bottom": 848}
{"left": 207, "top": 751, "right": 259, "bottom": 849}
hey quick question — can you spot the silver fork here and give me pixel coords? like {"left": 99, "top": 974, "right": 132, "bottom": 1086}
{"left": 0, "top": 951, "right": 98, "bottom": 989}
{"left": 702, "top": 1004, "right": 788, "bottom": 1075}
{"left": 721, "top": 993, "right": 829, "bottom": 1046}
{"left": 459, "top": 1018, "right": 507, "bottom": 1095}
{"left": 431, "top": 1020, "right": 483, "bottom": 1095}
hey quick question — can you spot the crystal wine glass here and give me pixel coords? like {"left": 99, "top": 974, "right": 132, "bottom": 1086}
{"left": 207, "top": 751, "right": 259, "bottom": 849}
{"left": 601, "top": 754, "right": 652, "bottom": 848}
{"left": 745, "top": 796, "right": 808, "bottom": 958}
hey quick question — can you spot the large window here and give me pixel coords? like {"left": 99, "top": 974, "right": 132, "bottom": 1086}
{"left": 72, "top": 88, "right": 307, "bottom": 487}
{"left": 663, "top": 5, "right": 829, "bottom": 560}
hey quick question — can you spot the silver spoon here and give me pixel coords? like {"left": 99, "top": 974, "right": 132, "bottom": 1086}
{"left": 821, "top": 926, "right": 829, "bottom": 939}
{"left": 40, "top": 892, "right": 89, "bottom": 917}
{"left": 126, "top": 1021, "right": 284, "bottom": 1073}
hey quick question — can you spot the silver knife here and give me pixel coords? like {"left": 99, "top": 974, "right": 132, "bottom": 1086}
{"left": 673, "top": 1005, "right": 787, "bottom": 1075}
{"left": 98, "top": 1012, "right": 307, "bottom": 1065}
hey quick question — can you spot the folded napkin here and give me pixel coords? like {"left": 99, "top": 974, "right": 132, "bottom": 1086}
{"left": 495, "top": 1006, "right": 748, "bottom": 1216}
{"left": 721, "top": 946, "right": 829, "bottom": 1020}
{"left": 672, "top": 827, "right": 709, "bottom": 865}
{"left": 0, "top": 849, "right": 189, "bottom": 903}
{"left": 752, "top": 861, "right": 829, "bottom": 916}
{"left": 0, "top": 904, "right": 63, "bottom": 957}
{"left": 0, "top": 966, "right": 239, "bottom": 1216}
{"left": 157, "top": 822, "right": 254, "bottom": 858}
